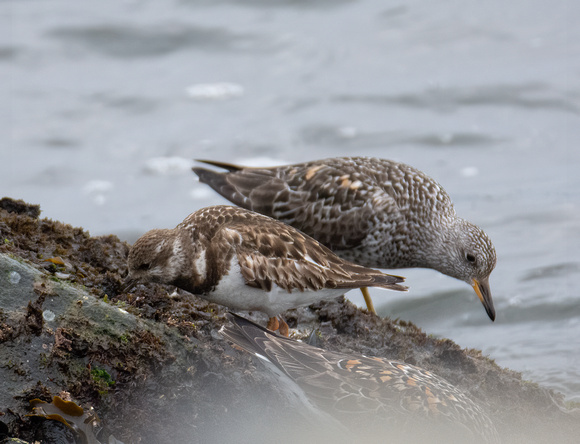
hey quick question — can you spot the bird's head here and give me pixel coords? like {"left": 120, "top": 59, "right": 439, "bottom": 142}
{"left": 125, "top": 228, "right": 181, "bottom": 290}
{"left": 439, "top": 220, "right": 497, "bottom": 321}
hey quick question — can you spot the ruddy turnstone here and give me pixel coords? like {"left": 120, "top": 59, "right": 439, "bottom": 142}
{"left": 125, "top": 206, "right": 407, "bottom": 335}
{"left": 221, "top": 313, "right": 500, "bottom": 443}
{"left": 193, "top": 157, "right": 497, "bottom": 320}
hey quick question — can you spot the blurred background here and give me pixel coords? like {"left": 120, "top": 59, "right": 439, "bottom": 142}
{"left": 2, "top": 0, "right": 579, "bottom": 402}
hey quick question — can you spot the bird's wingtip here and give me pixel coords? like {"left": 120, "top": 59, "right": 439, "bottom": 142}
{"left": 193, "top": 159, "right": 242, "bottom": 172}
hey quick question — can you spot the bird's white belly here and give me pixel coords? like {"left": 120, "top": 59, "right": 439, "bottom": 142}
{"left": 205, "top": 260, "right": 348, "bottom": 316}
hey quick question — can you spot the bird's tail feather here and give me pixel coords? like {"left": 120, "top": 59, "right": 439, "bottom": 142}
{"left": 194, "top": 159, "right": 243, "bottom": 172}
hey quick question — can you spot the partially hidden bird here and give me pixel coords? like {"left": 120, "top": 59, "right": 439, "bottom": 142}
{"left": 220, "top": 312, "right": 500, "bottom": 443}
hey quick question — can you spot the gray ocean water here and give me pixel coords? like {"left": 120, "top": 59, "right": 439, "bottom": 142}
{"left": 2, "top": 0, "right": 579, "bottom": 408}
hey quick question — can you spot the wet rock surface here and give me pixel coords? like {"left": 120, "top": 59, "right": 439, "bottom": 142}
{"left": 0, "top": 197, "right": 578, "bottom": 443}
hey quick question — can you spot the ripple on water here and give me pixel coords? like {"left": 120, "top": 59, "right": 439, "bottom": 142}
{"left": 521, "top": 262, "right": 580, "bottom": 281}
{"left": 48, "top": 24, "right": 280, "bottom": 58}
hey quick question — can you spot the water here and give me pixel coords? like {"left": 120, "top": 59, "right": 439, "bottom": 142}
{"left": 2, "top": 0, "right": 579, "bottom": 403}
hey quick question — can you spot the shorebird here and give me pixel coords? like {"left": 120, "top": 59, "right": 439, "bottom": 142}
{"left": 193, "top": 157, "right": 497, "bottom": 320}
{"left": 220, "top": 313, "right": 500, "bottom": 443}
{"left": 125, "top": 205, "right": 407, "bottom": 335}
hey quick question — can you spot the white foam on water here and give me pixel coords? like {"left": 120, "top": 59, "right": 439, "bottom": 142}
{"left": 144, "top": 157, "right": 195, "bottom": 176}
{"left": 186, "top": 82, "right": 244, "bottom": 100}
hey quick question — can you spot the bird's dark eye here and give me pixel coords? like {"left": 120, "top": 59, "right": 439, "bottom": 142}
{"left": 138, "top": 263, "right": 150, "bottom": 271}
{"left": 466, "top": 253, "right": 476, "bottom": 263}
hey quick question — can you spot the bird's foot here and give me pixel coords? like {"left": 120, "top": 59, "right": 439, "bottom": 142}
{"left": 267, "top": 316, "right": 289, "bottom": 337}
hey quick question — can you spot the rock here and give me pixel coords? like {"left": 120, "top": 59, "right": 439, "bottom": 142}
{"left": 0, "top": 197, "right": 579, "bottom": 443}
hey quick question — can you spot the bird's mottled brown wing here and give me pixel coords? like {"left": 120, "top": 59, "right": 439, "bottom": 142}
{"left": 211, "top": 208, "right": 406, "bottom": 293}
{"left": 193, "top": 159, "right": 403, "bottom": 250}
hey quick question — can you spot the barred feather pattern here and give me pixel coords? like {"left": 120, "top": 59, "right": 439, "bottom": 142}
{"left": 221, "top": 313, "right": 500, "bottom": 443}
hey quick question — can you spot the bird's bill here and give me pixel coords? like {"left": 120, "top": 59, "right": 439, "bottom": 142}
{"left": 472, "top": 278, "right": 495, "bottom": 322}
{"left": 122, "top": 275, "right": 138, "bottom": 293}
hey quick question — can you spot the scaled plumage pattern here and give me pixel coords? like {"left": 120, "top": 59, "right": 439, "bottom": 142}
{"left": 193, "top": 157, "right": 497, "bottom": 320}
{"left": 221, "top": 313, "right": 500, "bottom": 443}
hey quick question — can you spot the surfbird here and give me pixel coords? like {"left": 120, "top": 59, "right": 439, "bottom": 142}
{"left": 220, "top": 313, "right": 500, "bottom": 443}
{"left": 125, "top": 205, "right": 407, "bottom": 335}
{"left": 193, "top": 157, "right": 497, "bottom": 320}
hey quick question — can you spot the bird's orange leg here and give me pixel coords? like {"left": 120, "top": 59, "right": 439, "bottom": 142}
{"left": 267, "top": 316, "right": 289, "bottom": 337}
{"left": 278, "top": 318, "right": 289, "bottom": 337}
{"left": 362, "top": 287, "right": 376, "bottom": 315}
{"left": 267, "top": 316, "right": 280, "bottom": 331}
